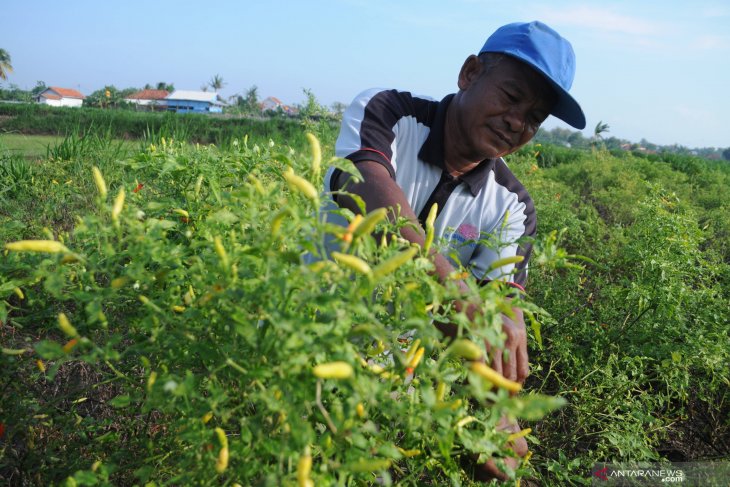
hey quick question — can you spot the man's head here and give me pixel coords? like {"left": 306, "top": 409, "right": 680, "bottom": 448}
{"left": 450, "top": 21, "right": 584, "bottom": 159}
{"left": 479, "top": 21, "right": 585, "bottom": 130}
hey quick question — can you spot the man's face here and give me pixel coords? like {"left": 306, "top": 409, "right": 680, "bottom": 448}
{"left": 454, "top": 54, "right": 556, "bottom": 159}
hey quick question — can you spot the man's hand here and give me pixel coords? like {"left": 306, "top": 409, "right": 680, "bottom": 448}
{"left": 487, "top": 306, "right": 529, "bottom": 384}
{"left": 470, "top": 416, "right": 529, "bottom": 482}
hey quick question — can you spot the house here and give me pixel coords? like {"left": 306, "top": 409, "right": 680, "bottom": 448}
{"left": 165, "top": 90, "right": 225, "bottom": 113}
{"left": 125, "top": 89, "right": 169, "bottom": 110}
{"left": 35, "top": 87, "right": 85, "bottom": 107}
{"left": 260, "top": 96, "right": 297, "bottom": 116}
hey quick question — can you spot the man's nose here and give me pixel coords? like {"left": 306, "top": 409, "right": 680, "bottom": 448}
{"left": 504, "top": 108, "right": 526, "bottom": 133}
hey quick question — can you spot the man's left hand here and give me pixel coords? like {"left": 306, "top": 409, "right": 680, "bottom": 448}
{"left": 487, "top": 307, "right": 529, "bottom": 384}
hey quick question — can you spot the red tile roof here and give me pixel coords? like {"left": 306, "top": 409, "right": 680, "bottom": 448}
{"left": 48, "top": 87, "right": 85, "bottom": 99}
{"left": 126, "top": 89, "right": 169, "bottom": 100}
{"left": 41, "top": 93, "right": 62, "bottom": 100}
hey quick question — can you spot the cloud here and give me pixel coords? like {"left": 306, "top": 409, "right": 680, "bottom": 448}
{"left": 699, "top": 4, "right": 730, "bottom": 18}
{"left": 533, "top": 5, "right": 661, "bottom": 36}
{"left": 690, "top": 35, "right": 730, "bottom": 50}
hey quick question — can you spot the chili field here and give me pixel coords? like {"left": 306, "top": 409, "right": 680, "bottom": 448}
{"left": 0, "top": 127, "right": 728, "bottom": 485}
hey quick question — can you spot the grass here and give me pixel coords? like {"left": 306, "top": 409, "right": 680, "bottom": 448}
{"left": 0, "top": 134, "right": 65, "bottom": 159}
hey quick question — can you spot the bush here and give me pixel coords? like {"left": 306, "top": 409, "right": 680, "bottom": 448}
{"left": 0, "top": 136, "right": 564, "bottom": 485}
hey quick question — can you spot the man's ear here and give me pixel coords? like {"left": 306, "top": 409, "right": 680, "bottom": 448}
{"left": 457, "top": 55, "right": 482, "bottom": 91}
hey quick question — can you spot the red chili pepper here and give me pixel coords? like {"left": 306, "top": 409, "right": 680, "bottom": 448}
{"left": 133, "top": 183, "right": 144, "bottom": 193}
{"left": 0, "top": 422, "right": 5, "bottom": 439}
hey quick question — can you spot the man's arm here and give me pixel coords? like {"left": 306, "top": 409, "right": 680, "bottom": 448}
{"left": 333, "top": 161, "right": 464, "bottom": 285}
{"left": 332, "top": 160, "right": 528, "bottom": 383}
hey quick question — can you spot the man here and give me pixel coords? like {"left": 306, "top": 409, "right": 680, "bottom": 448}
{"left": 323, "top": 21, "right": 585, "bottom": 479}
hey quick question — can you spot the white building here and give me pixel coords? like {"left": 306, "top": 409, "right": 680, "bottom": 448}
{"left": 36, "top": 87, "right": 85, "bottom": 107}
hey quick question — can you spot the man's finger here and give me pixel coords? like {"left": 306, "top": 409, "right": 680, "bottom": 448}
{"left": 490, "top": 346, "right": 503, "bottom": 375}
{"left": 505, "top": 346, "right": 517, "bottom": 382}
{"left": 517, "top": 342, "right": 529, "bottom": 383}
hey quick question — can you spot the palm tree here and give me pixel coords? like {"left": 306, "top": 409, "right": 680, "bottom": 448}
{"left": 594, "top": 120, "right": 610, "bottom": 140}
{"left": 208, "top": 74, "right": 225, "bottom": 92}
{"left": 0, "top": 49, "right": 13, "bottom": 81}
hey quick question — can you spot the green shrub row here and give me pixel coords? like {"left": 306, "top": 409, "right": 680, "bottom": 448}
{"left": 0, "top": 103, "right": 336, "bottom": 148}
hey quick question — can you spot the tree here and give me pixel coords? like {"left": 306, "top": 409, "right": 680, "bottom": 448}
{"left": 331, "top": 101, "right": 347, "bottom": 117}
{"left": 31, "top": 81, "right": 47, "bottom": 96}
{"left": 723, "top": 148, "right": 730, "bottom": 161}
{"left": 209, "top": 74, "right": 225, "bottom": 92}
{"left": 156, "top": 81, "right": 175, "bottom": 92}
{"left": 83, "top": 85, "right": 135, "bottom": 109}
{"left": 593, "top": 120, "right": 610, "bottom": 140}
{"left": 0, "top": 48, "right": 13, "bottom": 80}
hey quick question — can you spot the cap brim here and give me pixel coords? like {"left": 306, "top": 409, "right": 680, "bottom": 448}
{"left": 546, "top": 79, "right": 586, "bottom": 129}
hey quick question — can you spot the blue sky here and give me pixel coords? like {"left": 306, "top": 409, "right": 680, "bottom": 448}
{"left": 3, "top": 0, "right": 729, "bottom": 148}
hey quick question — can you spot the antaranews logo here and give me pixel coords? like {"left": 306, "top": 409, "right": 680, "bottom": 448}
{"left": 591, "top": 463, "right": 690, "bottom": 485}
{"left": 593, "top": 466, "right": 609, "bottom": 481}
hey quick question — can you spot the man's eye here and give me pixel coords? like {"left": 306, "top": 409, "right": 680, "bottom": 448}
{"left": 502, "top": 90, "right": 518, "bottom": 102}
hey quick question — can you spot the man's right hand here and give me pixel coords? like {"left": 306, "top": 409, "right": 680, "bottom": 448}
{"left": 470, "top": 416, "right": 529, "bottom": 482}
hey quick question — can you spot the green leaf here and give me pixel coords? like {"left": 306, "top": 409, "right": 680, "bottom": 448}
{"left": 34, "top": 340, "right": 65, "bottom": 360}
{"left": 109, "top": 395, "right": 132, "bottom": 408}
{"left": 507, "top": 394, "right": 567, "bottom": 421}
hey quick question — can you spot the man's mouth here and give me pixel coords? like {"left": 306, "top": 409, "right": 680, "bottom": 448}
{"left": 488, "top": 125, "right": 512, "bottom": 148}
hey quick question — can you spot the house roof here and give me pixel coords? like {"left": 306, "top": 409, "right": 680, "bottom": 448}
{"left": 263, "top": 96, "right": 284, "bottom": 105}
{"left": 126, "top": 89, "right": 169, "bottom": 100}
{"left": 166, "top": 90, "right": 218, "bottom": 103}
{"left": 41, "top": 94, "right": 62, "bottom": 100}
{"left": 44, "top": 87, "right": 85, "bottom": 99}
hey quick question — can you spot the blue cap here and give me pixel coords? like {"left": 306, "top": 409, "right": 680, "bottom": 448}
{"left": 480, "top": 21, "right": 586, "bottom": 129}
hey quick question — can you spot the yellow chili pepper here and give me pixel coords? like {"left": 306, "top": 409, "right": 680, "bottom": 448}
{"left": 436, "top": 381, "right": 447, "bottom": 401}
{"left": 356, "top": 403, "right": 366, "bottom": 418}
{"left": 469, "top": 362, "right": 522, "bottom": 393}
{"left": 348, "top": 458, "right": 392, "bottom": 472}
{"left": 352, "top": 207, "right": 388, "bottom": 238}
{"left": 58, "top": 313, "right": 78, "bottom": 338}
{"left": 331, "top": 252, "right": 372, "bottom": 276}
{"left": 447, "top": 338, "right": 483, "bottom": 361}
{"left": 306, "top": 132, "right": 321, "bottom": 178}
{"left": 147, "top": 371, "right": 157, "bottom": 392}
{"left": 408, "top": 346, "right": 425, "bottom": 369}
{"left": 313, "top": 361, "right": 354, "bottom": 379}
{"left": 456, "top": 416, "right": 477, "bottom": 428}
{"left": 92, "top": 166, "right": 107, "bottom": 199}
{"left": 214, "top": 236, "right": 229, "bottom": 270}
{"left": 487, "top": 255, "right": 525, "bottom": 271}
{"left": 404, "top": 339, "right": 421, "bottom": 363}
{"left": 13, "top": 287, "right": 24, "bottom": 300}
{"left": 297, "top": 445, "right": 312, "bottom": 487}
{"left": 372, "top": 246, "right": 419, "bottom": 280}
{"left": 5, "top": 240, "right": 68, "bottom": 253}
{"left": 507, "top": 427, "right": 532, "bottom": 443}
{"left": 214, "top": 427, "right": 229, "bottom": 473}
{"left": 111, "top": 187, "right": 125, "bottom": 221}
{"left": 283, "top": 168, "right": 318, "bottom": 202}
{"left": 423, "top": 202, "right": 438, "bottom": 252}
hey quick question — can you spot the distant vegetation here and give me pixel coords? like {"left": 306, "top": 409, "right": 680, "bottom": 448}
{"left": 535, "top": 125, "right": 730, "bottom": 161}
{"left": 0, "top": 103, "right": 338, "bottom": 148}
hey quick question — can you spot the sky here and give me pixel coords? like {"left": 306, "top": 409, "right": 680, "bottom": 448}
{"left": 3, "top": 0, "right": 729, "bottom": 149}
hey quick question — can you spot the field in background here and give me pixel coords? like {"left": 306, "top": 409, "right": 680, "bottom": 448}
{"left": 0, "top": 134, "right": 65, "bottom": 159}
{"left": 1, "top": 117, "right": 729, "bottom": 485}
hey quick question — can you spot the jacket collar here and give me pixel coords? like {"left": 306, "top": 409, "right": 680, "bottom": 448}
{"left": 418, "top": 93, "right": 496, "bottom": 197}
